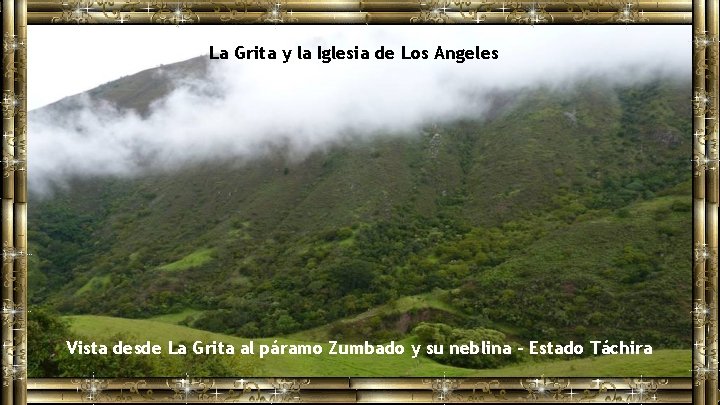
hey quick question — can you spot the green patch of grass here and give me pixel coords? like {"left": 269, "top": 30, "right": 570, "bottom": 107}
{"left": 227, "top": 229, "right": 253, "bottom": 241}
{"left": 338, "top": 237, "right": 355, "bottom": 248}
{"left": 74, "top": 275, "right": 111, "bottom": 296}
{"left": 159, "top": 248, "right": 215, "bottom": 271}
{"left": 227, "top": 220, "right": 253, "bottom": 240}
{"left": 148, "top": 309, "right": 203, "bottom": 325}
{"left": 425, "top": 255, "right": 439, "bottom": 264}
{"left": 392, "top": 292, "right": 459, "bottom": 315}
{"left": 626, "top": 195, "right": 687, "bottom": 215}
{"left": 65, "top": 315, "right": 689, "bottom": 377}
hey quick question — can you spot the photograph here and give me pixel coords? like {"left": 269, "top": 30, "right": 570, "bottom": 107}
{"left": 23, "top": 24, "right": 692, "bottom": 379}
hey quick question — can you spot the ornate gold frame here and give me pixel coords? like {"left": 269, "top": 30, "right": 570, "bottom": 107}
{"left": 0, "top": 0, "right": 712, "bottom": 403}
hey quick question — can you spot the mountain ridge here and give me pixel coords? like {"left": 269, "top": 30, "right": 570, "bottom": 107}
{"left": 28, "top": 57, "right": 692, "bottom": 355}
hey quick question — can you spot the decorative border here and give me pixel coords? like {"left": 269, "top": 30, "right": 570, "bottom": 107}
{"left": 2, "top": 3, "right": 29, "bottom": 405}
{"left": 0, "top": 0, "right": 711, "bottom": 403}
{"left": 25, "top": 376, "right": 693, "bottom": 402}
{"left": 24, "top": 1, "right": 692, "bottom": 24}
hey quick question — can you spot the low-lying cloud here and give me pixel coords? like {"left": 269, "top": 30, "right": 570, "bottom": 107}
{"left": 28, "top": 26, "right": 690, "bottom": 193}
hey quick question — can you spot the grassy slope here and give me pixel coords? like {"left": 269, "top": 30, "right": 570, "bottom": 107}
{"left": 159, "top": 248, "right": 216, "bottom": 271}
{"left": 66, "top": 315, "right": 690, "bottom": 377}
{"left": 287, "top": 291, "right": 459, "bottom": 342}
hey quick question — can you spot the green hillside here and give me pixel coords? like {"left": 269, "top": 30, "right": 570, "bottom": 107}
{"left": 59, "top": 315, "right": 690, "bottom": 377}
{"left": 27, "top": 57, "right": 692, "bottom": 377}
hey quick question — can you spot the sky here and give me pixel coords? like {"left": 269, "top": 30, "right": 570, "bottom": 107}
{"left": 28, "top": 25, "right": 690, "bottom": 192}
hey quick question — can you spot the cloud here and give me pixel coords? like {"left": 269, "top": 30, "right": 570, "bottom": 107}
{"left": 28, "top": 26, "right": 690, "bottom": 193}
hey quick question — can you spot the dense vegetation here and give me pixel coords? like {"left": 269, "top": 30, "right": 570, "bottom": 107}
{"left": 27, "top": 60, "right": 692, "bottom": 375}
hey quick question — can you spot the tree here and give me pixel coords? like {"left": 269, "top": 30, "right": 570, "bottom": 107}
{"left": 28, "top": 307, "right": 74, "bottom": 377}
{"left": 329, "top": 259, "right": 375, "bottom": 294}
{"left": 413, "top": 322, "right": 523, "bottom": 369}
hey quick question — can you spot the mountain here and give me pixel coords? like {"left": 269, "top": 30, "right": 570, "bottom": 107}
{"left": 28, "top": 57, "right": 691, "bottom": 354}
